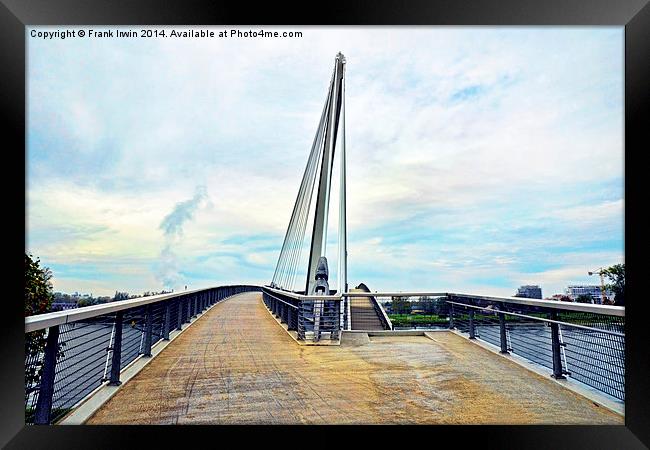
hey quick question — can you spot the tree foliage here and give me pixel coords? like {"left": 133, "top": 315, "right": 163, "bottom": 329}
{"left": 391, "top": 296, "right": 411, "bottom": 314}
{"left": 24, "top": 254, "right": 54, "bottom": 403}
{"left": 575, "top": 294, "right": 594, "bottom": 304}
{"left": 602, "top": 263, "right": 625, "bottom": 306}
{"left": 25, "top": 253, "right": 53, "bottom": 317}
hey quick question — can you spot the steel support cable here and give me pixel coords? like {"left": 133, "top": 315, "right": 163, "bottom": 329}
{"left": 272, "top": 66, "right": 335, "bottom": 290}
{"left": 280, "top": 87, "right": 332, "bottom": 289}
{"left": 274, "top": 182, "right": 309, "bottom": 288}
{"left": 273, "top": 148, "right": 315, "bottom": 287}
{"left": 272, "top": 158, "right": 310, "bottom": 287}
{"left": 273, "top": 84, "right": 332, "bottom": 288}
{"left": 288, "top": 83, "right": 334, "bottom": 290}
{"left": 272, "top": 110, "right": 326, "bottom": 288}
{"left": 287, "top": 124, "right": 325, "bottom": 290}
{"left": 295, "top": 73, "right": 339, "bottom": 291}
{"left": 278, "top": 110, "right": 326, "bottom": 289}
{"left": 280, "top": 125, "right": 321, "bottom": 288}
{"left": 286, "top": 100, "right": 330, "bottom": 290}
{"left": 284, "top": 151, "right": 318, "bottom": 289}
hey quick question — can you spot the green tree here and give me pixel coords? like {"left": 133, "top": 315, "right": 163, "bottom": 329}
{"left": 602, "top": 263, "right": 625, "bottom": 306}
{"left": 113, "top": 291, "right": 130, "bottom": 301}
{"left": 24, "top": 254, "right": 54, "bottom": 404}
{"left": 417, "top": 296, "right": 437, "bottom": 314}
{"left": 391, "top": 296, "right": 411, "bottom": 314}
{"left": 25, "top": 253, "right": 53, "bottom": 316}
{"left": 575, "top": 294, "right": 594, "bottom": 304}
{"left": 77, "top": 297, "right": 97, "bottom": 307}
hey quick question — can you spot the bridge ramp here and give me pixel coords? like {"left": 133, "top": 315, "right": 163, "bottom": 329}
{"left": 349, "top": 296, "right": 384, "bottom": 330}
{"left": 349, "top": 287, "right": 386, "bottom": 330}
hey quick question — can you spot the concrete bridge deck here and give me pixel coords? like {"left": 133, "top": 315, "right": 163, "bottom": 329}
{"left": 87, "top": 292, "right": 622, "bottom": 425}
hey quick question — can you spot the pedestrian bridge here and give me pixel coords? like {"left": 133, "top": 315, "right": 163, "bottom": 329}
{"left": 24, "top": 54, "right": 625, "bottom": 425}
{"left": 28, "top": 291, "right": 619, "bottom": 425}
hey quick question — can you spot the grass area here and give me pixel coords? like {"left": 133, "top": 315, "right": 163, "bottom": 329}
{"left": 389, "top": 310, "right": 621, "bottom": 329}
{"left": 389, "top": 314, "right": 449, "bottom": 327}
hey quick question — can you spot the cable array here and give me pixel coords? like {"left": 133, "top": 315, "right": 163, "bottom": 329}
{"left": 271, "top": 73, "right": 337, "bottom": 291}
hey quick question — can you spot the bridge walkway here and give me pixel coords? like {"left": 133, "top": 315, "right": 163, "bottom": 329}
{"left": 87, "top": 292, "right": 622, "bottom": 424}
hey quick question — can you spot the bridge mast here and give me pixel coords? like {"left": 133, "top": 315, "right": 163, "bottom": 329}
{"left": 338, "top": 65, "right": 348, "bottom": 295}
{"left": 306, "top": 52, "right": 346, "bottom": 294}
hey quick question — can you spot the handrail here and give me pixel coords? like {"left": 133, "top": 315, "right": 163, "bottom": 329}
{"left": 264, "top": 285, "right": 342, "bottom": 301}
{"left": 25, "top": 285, "right": 261, "bottom": 333}
{"left": 262, "top": 290, "right": 300, "bottom": 309}
{"left": 369, "top": 295, "right": 393, "bottom": 330}
{"left": 448, "top": 292, "right": 624, "bottom": 316}
{"left": 446, "top": 300, "right": 625, "bottom": 338}
{"left": 344, "top": 292, "right": 448, "bottom": 297}
{"left": 342, "top": 291, "right": 624, "bottom": 317}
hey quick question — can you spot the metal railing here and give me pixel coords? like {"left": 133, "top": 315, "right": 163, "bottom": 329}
{"left": 24, "top": 285, "right": 260, "bottom": 425}
{"left": 447, "top": 294, "right": 625, "bottom": 401}
{"left": 262, "top": 286, "right": 342, "bottom": 342}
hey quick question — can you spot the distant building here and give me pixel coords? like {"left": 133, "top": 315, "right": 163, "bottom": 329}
{"left": 565, "top": 285, "right": 611, "bottom": 304}
{"left": 51, "top": 300, "right": 78, "bottom": 311}
{"left": 515, "top": 285, "right": 542, "bottom": 299}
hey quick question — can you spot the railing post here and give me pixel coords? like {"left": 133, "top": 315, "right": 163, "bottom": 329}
{"left": 177, "top": 297, "right": 184, "bottom": 330}
{"left": 468, "top": 308, "right": 476, "bottom": 339}
{"left": 109, "top": 312, "right": 123, "bottom": 385}
{"left": 297, "top": 300, "right": 305, "bottom": 340}
{"left": 193, "top": 295, "right": 198, "bottom": 317}
{"left": 449, "top": 301, "right": 455, "bottom": 329}
{"left": 287, "top": 305, "right": 296, "bottom": 331}
{"left": 143, "top": 304, "right": 153, "bottom": 357}
{"left": 185, "top": 297, "right": 191, "bottom": 323}
{"left": 498, "top": 303, "right": 509, "bottom": 354}
{"left": 163, "top": 301, "right": 171, "bottom": 341}
{"left": 334, "top": 300, "right": 341, "bottom": 339}
{"left": 550, "top": 311, "right": 566, "bottom": 379}
{"left": 34, "top": 325, "right": 60, "bottom": 424}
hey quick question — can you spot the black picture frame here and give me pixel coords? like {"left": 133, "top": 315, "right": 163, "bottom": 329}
{"left": 2, "top": 0, "right": 648, "bottom": 448}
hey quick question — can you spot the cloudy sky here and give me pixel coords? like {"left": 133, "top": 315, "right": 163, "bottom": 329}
{"left": 26, "top": 26, "right": 624, "bottom": 297}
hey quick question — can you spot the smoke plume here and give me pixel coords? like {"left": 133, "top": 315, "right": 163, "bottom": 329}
{"left": 156, "top": 186, "right": 208, "bottom": 289}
